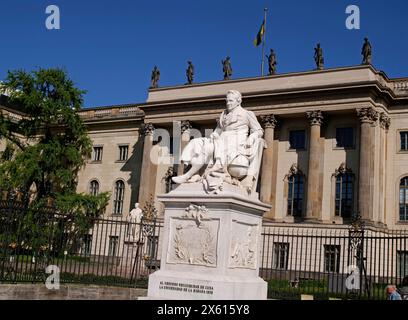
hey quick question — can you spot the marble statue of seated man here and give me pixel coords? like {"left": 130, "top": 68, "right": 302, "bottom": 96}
{"left": 172, "top": 90, "right": 265, "bottom": 194}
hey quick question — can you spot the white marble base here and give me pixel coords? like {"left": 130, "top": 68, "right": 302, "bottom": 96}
{"left": 147, "top": 270, "right": 267, "bottom": 300}
{"left": 146, "top": 183, "right": 270, "bottom": 300}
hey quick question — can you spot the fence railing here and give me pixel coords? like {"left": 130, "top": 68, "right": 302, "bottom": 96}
{"left": 1, "top": 199, "right": 408, "bottom": 299}
{"left": 0, "top": 199, "right": 163, "bottom": 288}
{"left": 260, "top": 225, "right": 408, "bottom": 300}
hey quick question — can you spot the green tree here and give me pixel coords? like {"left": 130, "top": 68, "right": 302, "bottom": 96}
{"left": 1, "top": 68, "right": 90, "bottom": 197}
{"left": 0, "top": 68, "right": 109, "bottom": 255}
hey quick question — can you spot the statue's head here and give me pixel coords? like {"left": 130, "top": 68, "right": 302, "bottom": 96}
{"left": 226, "top": 90, "right": 242, "bottom": 112}
{"left": 135, "top": 202, "right": 139, "bottom": 208}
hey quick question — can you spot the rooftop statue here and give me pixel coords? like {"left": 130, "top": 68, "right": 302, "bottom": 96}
{"left": 222, "top": 56, "right": 233, "bottom": 80}
{"left": 186, "top": 61, "right": 194, "bottom": 85}
{"left": 266, "top": 49, "right": 277, "bottom": 75}
{"left": 361, "top": 38, "right": 372, "bottom": 65}
{"left": 172, "top": 90, "right": 265, "bottom": 195}
{"left": 314, "top": 43, "right": 324, "bottom": 70}
{"left": 150, "top": 66, "right": 160, "bottom": 88}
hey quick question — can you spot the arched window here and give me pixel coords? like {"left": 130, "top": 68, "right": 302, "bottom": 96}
{"left": 287, "top": 166, "right": 304, "bottom": 217}
{"left": 335, "top": 173, "right": 354, "bottom": 218}
{"left": 89, "top": 180, "right": 99, "bottom": 196}
{"left": 399, "top": 177, "right": 408, "bottom": 221}
{"left": 113, "top": 180, "right": 125, "bottom": 215}
{"left": 333, "top": 163, "right": 354, "bottom": 219}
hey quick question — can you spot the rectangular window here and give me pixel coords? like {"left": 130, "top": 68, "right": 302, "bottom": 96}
{"left": 397, "top": 251, "right": 408, "bottom": 279}
{"left": 113, "top": 181, "right": 125, "bottom": 215}
{"left": 144, "top": 236, "right": 160, "bottom": 269}
{"left": 287, "top": 175, "right": 304, "bottom": 217}
{"left": 335, "top": 174, "right": 354, "bottom": 218}
{"left": 82, "top": 234, "right": 92, "bottom": 256}
{"left": 273, "top": 242, "right": 290, "bottom": 270}
{"left": 93, "top": 146, "right": 103, "bottom": 162}
{"left": 147, "top": 236, "right": 158, "bottom": 260}
{"left": 400, "top": 132, "right": 408, "bottom": 151}
{"left": 324, "top": 245, "right": 341, "bottom": 273}
{"left": 108, "top": 236, "right": 119, "bottom": 257}
{"left": 289, "top": 130, "right": 306, "bottom": 150}
{"left": 400, "top": 178, "right": 408, "bottom": 221}
{"left": 336, "top": 127, "right": 354, "bottom": 148}
{"left": 118, "top": 145, "right": 129, "bottom": 161}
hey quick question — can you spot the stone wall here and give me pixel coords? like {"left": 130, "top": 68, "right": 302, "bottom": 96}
{"left": 76, "top": 126, "right": 143, "bottom": 218}
{"left": 0, "top": 284, "right": 147, "bottom": 300}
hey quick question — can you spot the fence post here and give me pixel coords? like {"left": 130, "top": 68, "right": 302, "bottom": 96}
{"left": 347, "top": 214, "right": 370, "bottom": 299}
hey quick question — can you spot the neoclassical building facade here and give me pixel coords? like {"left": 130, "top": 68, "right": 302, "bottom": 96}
{"left": 2, "top": 65, "right": 408, "bottom": 230}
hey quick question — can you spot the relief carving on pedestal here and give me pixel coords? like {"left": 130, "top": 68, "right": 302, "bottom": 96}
{"left": 167, "top": 204, "right": 219, "bottom": 267}
{"left": 229, "top": 221, "right": 258, "bottom": 269}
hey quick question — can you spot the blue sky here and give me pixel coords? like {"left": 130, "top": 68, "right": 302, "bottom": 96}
{"left": 0, "top": 0, "right": 407, "bottom": 108}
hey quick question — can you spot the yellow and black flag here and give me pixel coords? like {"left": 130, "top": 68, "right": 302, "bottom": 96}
{"left": 253, "top": 19, "right": 265, "bottom": 47}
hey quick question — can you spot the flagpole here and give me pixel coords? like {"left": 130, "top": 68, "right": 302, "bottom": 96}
{"left": 261, "top": 7, "right": 268, "bottom": 76}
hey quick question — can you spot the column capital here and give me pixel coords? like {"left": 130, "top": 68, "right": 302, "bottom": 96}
{"left": 306, "top": 110, "right": 323, "bottom": 126}
{"left": 141, "top": 123, "right": 155, "bottom": 136}
{"left": 180, "top": 120, "right": 192, "bottom": 134}
{"left": 379, "top": 113, "right": 391, "bottom": 130}
{"left": 356, "top": 107, "right": 379, "bottom": 124}
{"left": 260, "top": 114, "right": 277, "bottom": 129}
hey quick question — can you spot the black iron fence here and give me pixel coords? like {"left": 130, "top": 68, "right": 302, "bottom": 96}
{"left": 1, "top": 198, "right": 408, "bottom": 300}
{"left": 261, "top": 224, "right": 408, "bottom": 300}
{"left": 0, "top": 198, "right": 163, "bottom": 288}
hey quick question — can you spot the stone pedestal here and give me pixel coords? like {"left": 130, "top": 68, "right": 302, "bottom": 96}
{"left": 146, "top": 183, "right": 270, "bottom": 300}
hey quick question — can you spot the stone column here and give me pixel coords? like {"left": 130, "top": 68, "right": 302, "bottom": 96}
{"left": 259, "top": 115, "right": 277, "bottom": 210}
{"left": 177, "top": 120, "right": 192, "bottom": 176}
{"left": 357, "top": 107, "right": 379, "bottom": 222}
{"left": 138, "top": 123, "right": 156, "bottom": 207}
{"left": 305, "top": 110, "right": 323, "bottom": 221}
{"left": 378, "top": 113, "right": 390, "bottom": 225}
